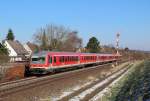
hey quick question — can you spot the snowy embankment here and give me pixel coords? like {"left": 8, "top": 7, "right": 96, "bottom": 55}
{"left": 89, "top": 61, "right": 142, "bottom": 101}
{"left": 68, "top": 64, "right": 130, "bottom": 101}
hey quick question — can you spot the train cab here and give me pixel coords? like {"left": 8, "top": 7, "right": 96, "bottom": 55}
{"left": 30, "top": 52, "right": 49, "bottom": 74}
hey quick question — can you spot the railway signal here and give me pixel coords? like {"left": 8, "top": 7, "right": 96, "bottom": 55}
{"left": 116, "top": 32, "right": 120, "bottom": 55}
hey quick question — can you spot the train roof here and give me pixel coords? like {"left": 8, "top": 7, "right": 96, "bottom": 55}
{"left": 32, "top": 51, "right": 121, "bottom": 57}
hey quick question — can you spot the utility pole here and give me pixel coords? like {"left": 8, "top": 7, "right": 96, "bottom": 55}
{"left": 116, "top": 32, "right": 120, "bottom": 54}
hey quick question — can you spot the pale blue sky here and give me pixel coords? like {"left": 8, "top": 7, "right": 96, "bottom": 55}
{"left": 0, "top": 0, "right": 150, "bottom": 50}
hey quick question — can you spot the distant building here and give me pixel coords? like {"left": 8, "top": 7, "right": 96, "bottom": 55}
{"left": 23, "top": 42, "right": 39, "bottom": 57}
{"left": 4, "top": 40, "right": 29, "bottom": 62}
{"left": 76, "top": 47, "right": 87, "bottom": 53}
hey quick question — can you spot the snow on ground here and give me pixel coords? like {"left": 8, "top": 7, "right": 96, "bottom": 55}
{"left": 49, "top": 78, "right": 98, "bottom": 101}
{"left": 89, "top": 66, "right": 132, "bottom": 101}
{"left": 68, "top": 68, "right": 127, "bottom": 101}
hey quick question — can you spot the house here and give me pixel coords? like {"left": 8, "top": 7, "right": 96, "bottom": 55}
{"left": 4, "top": 40, "right": 29, "bottom": 62}
{"left": 23, "top": 42, "right": 39, "bottom": 57}
{"left": 76, "top": 47, "right": 87, "bottom": 53}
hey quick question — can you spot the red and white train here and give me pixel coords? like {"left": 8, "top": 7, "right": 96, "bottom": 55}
{"left": 28, "top": 51, "right": 121, "bottom": 74}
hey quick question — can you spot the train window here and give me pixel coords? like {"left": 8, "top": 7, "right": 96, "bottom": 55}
{"left": 67, "top": 56, "right": 69, "bottom": 61}
{"left": 32, "top": 57, "right": 45, "bottom": 64}
{"left": 62, "top": 56, "right": 64, "bottom": 62}
{"left": 76, "top": 56, "right": 78, "bottom": 61}
{"left": 64, "top": 57, "right": 66, "bottom": 62}
{"left": 65, "top": 57, "right": 67, "bottom": 62}
{"left": 72, "top": 56, "right": 73, "bottom": 61}
{"left": 69, "top": 56, "right": 70, "bottom": 61}
{"left": 71, "top": 57, "right": 72, "bottom": 61}
{"left": 70, "top": 56, "right": 72, "bottom": 61}
{"left": 59, "top": 57, "right": 61, "bottom": 62}
{"left": 61, "top": 56, "right": 64, "bottom": 62}
{"left": 49, "top": 56, "right": 52, "bottom": 63}
{"left": 60, "top": 56, "right": 63, "bottom": 62}
{"left": 54, "top": 56, "right": 56, "bottom": 63}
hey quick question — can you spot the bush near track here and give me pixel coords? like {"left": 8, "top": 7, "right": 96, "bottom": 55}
{"left": 103, "top": 60, "right": 150, "bottom": 101}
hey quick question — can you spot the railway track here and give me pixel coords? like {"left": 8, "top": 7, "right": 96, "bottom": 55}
{"left": 57, "top": 63, "right": 133, "bottom": 101}
{"left": 0, "top": 62, "right": 130, "bottom": 101}
{"left": 0, "top": 77, "right": 36, "bottom": 87}
{"left": 0, "top": 62, "right": 117, "bottom": 98}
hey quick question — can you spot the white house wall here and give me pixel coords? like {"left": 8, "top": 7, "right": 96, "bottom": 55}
{"left": 4, "top": 41, "right": 17, "bottom": 57}
{"left": 23, "top": 44, "right": 32, "bottom": 56}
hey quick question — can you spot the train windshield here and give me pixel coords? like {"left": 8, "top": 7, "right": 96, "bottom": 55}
{"left": 31, "top": 57, "right": 45, "bottom": 64}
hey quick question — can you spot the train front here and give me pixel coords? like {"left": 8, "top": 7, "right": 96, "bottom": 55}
{"left": 29, "top": 53, "right": 48, "bottom": 75}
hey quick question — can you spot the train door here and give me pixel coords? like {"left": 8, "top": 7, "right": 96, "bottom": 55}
{"left": 53, "top": 56, "right": 57, "bottom": 66}
{"left": 48, "top": 55, "right": 52, "bottom": 67}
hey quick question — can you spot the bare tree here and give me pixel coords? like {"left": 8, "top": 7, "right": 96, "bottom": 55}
{"left": 61, "top": 31, "right": 82, "bottom": 51}
{"left": 33, "top": 24, "right": 82, "bottom": 52}
{"left": 33, "top": 28, "right": 48, "bottom": 50}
